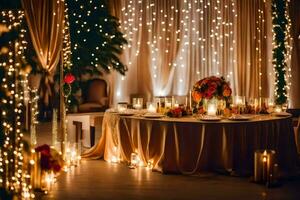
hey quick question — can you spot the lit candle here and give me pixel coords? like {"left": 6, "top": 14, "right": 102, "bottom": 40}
{"left": 110, "top": 146, "right": 119, "bottom": 163}
{"left": 274, "top": 106, "right": 282, "bottom": 113}
{"left": 111, "top": 156, "right": 119, "bottom": 163}
{"left": 207, "top": 103, "right": 217, "bottom": 115}
{"left": 130, "top": 152, "right": 141, "bottom": 168}
{"left": 134, "top": 104, "right": 142, "bottom": 109}
{"left": 117, "top": 103, "right": 127, "bottom": 112}
{"left": 146, "top": 160, "right": 154, "bottom": 170}
{"left": 147, "top": 103, "right": 156, "bottom": 113}
{"left": 165, "top": 102, "right": 172, "bottom": 108}
{"left": 236, "top": 98, "right": 243, "bottom": 105}
{"left": 262, "top": 150, "right": 268, "bottom": 182}
{"left": 44, "top": 171, "right": 55, "bottom": 191}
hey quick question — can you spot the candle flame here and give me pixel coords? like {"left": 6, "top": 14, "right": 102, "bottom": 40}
{"left": 263, "top": 150, "right": 267, "bottom": 155}
{"left": 263, "top": 157, "right": 267, "bottom": 162}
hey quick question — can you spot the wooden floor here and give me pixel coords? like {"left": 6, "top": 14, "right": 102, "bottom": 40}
{"left": 35, "top": 122, "right": 300, "bottom": 200}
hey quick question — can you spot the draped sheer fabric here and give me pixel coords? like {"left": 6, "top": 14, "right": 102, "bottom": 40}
{"left": 108, "top": 0, "right": 298, "bottom": 107}
{"left": 22, "top": 0, "right": 65, "bottom": 105}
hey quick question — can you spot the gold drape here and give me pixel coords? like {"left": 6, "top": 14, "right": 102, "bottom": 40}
{"left": 22, "top": 0, "right": 65, "bottom": 105}
{"left": 289, "top": 0, "right": 300, "bottom": 108}
{"left": 83, "top": 113, "right": 299, "bottom": 175}
{"left": 235, "top": 0, "right": 272, "bottom": 98}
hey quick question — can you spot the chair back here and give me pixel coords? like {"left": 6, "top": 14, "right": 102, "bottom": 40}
{"left": 86, "top": 79, "right": 108, "bottom": 104}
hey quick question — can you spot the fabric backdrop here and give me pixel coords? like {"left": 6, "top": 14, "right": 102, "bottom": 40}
{"left": 108, "top": 0, "right": 299, "bottom": 108}
{"left": 22, "top": 0, "right": 65, "bottom": 105}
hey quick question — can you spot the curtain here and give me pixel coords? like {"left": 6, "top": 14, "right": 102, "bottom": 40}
{"left": 289, "top": 0, "right": 300, "bottom": 108}
{"left": 109, "top": 0, "right": 286, "bottom": 106}
{"left": 22, "top": 0, "right": 65, "bottom": 106}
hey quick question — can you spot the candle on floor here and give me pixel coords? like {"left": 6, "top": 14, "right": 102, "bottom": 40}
{"left": 146, "top": 160, "right": 154, "bottom": 170}
{"left": 262, "top": 151, "right": 268, "bottom": 182}
{"left": 130, "top": 152, "right": 141, "bottom": 168}
{"left": 254, "top": 149, "right": 277, "bottom": 184}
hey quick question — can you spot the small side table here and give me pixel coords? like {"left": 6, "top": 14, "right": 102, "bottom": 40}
{"left": 67, "top": 112, "right": 104, "bottom": 148}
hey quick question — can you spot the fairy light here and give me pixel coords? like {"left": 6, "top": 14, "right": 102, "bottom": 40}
{"left": 117, "top": 0, "right": 237, "bottom": 98}
{"left": 255, "top": 1, "right": 267, "bottom": 98}
{"left": 0, "top": 10, "right": 34, "bottom": 198}
{"left": 28, "top": 89, "right": 39, "bottom": 146}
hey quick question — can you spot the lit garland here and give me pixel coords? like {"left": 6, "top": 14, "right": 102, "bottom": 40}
{"left": 62, "top": 0, "right": 73, "bottom": 109}
{"left": 0, "top": 10, "right": 34, "bottom": 199}
{"left": 271, "top": 0, "right": 292, "bottom": 105}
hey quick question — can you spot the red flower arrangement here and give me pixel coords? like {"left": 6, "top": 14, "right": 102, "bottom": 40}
{"left": 166, "top": 107, "right": 188, "bottom": 118}
{"left": 35, "top": 144, "right": 64, "bottom": 173}
{"left": 192, "top": 76, "right": 232, "bottom": 106}
{"left": 64, "top": 73, "right": 75, "bottom": 84}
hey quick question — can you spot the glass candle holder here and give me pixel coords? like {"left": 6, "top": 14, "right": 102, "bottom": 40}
{"left": 233, "top": 96, "right": 245, "bottom": 114}
{"left": 133, "top": 98, "right": 143, "bottom": 109}
{"left": 147, "top": 102, "right": 157, "bottom": 113}
{"left": 117, "top": 102, "right": 128, "bottom": 112}
{"left": 207, "top": 102, "right": 217, "bottom": 116}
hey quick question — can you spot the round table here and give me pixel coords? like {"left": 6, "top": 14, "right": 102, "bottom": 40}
{"left": 82, "top": 112, "right": 298, "bottom": 176}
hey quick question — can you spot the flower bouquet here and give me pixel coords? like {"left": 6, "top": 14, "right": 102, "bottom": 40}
{"left": 35, "top": 144, "right": 64, "bottom": 173}
{"left": 192, "top": 76, "right": 232, "bottom": 114}
{"left": 166, "top": 107, "right": 188, "bottom": 118}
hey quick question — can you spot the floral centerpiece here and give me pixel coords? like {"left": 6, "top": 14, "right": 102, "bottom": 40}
{"left": 35, "top": 144, "right": 64, "bottom": 173}
{"left": 192, "top": 76, "right": 232, "bottom": 113}
{"left": 166, "top": 107, "right": 188, "bottom": 118}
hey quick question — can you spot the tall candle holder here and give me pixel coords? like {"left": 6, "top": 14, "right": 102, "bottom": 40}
{"left": 254, "top": 149, "right": 279, "bottom": 187}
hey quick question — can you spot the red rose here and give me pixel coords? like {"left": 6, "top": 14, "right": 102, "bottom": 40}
{"left": 64, "top": 73, "right": 75, "bottom": 84}
{"left": 35, "top": 144, "right": 51, "bottom": 155}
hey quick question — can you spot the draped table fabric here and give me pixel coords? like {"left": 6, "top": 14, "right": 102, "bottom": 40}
{"left": 83, "top": 112, "right": 298, "bottom": 175}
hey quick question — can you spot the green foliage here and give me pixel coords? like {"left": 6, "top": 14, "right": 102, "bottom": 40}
{"left": 67, "top": 0, "right": 127, "bottom": 75}
{"left": 271, "top": 0, "right": 289, "bottom": 105}
{"left": 65, "top": 0, "right": 128, "bottom": 109}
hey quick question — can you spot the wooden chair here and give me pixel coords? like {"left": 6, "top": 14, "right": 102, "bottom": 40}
{"left": 78, "top": 79, "right": 109, "bottom": 112}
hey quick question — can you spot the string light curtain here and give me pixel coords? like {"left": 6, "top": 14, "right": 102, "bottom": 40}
{"left": 109, "top": 0, "right": 281, "bottom": 104}
{"left": 22, "top": 0, "right": 65, "bottom": 106}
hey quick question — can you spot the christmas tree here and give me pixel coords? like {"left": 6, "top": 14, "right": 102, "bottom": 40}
{"left": 66, "top": 0, "right": 128, "bottom": 108}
